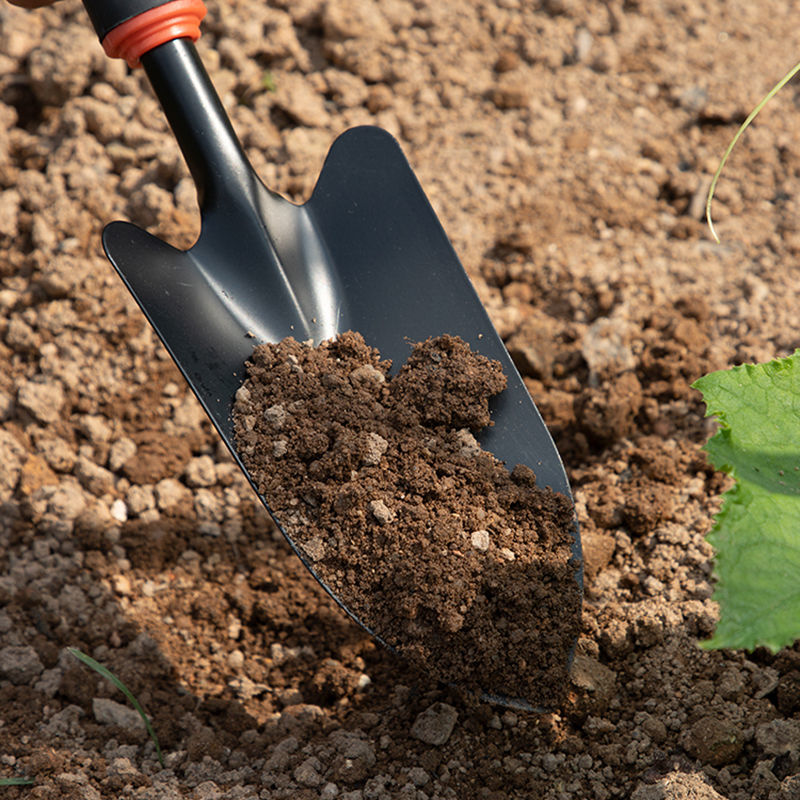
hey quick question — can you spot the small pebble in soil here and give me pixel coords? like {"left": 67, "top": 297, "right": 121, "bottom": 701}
{"left": 92, "top": 698, "right": 145, "bottom": 734}
{"left": 233, "top": 331, "right": 580, "bottom": 706}
{"left": 411, "top": 702, "right": 459, "bottom": 746}
{"left": 471, "top": 529, "right": 490, "bottom": 552}
{"left": 685, "top": 715, "right": 743, "bottom": 767}
{"left": 0, "top": 645, "right": 44, "bottom": 685}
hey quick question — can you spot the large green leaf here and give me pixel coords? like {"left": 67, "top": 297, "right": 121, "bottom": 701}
{"left": 693, "top": 351, "right": 800, "bottom": 651}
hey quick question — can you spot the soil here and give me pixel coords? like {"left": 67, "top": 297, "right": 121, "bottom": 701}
{"left": 3, "top": 0, "right": 800, "bottom": 798}
{"left": 231, "top": 332, "right": 580, "bottom": 707}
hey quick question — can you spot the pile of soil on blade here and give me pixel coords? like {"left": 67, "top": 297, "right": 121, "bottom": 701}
{"left": 232, "top": 331, "right": 580, "bottom": 706}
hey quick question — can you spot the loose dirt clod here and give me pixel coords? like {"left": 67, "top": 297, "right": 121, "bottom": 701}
{"left": 233, "top": 332, "right": 580, "bottom": 705}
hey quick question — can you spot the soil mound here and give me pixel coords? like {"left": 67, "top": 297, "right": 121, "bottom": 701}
{"left": 233, "top": 332, "right": 580, "bottom": 706}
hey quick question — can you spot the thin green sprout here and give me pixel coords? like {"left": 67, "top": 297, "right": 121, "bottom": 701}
{"left": 68, "top": 648, "right": 164, "bottom": 767}
{"left": 0, "top": 778, "right": 34, "bottom": 786}
{"left": 261, "top": 70, "right": 277, "bottom": 93}
{"left": 706, "top": 60, "right": 800, "bottom": 243}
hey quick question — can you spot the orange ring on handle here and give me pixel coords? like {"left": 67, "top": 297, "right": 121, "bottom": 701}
{"left": 102, "top": 0, "right": 207, "bottom": 69}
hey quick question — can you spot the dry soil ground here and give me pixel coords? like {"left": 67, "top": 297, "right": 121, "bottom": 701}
{"left": 2, "top": 0, "right": 800, "bottom": 798}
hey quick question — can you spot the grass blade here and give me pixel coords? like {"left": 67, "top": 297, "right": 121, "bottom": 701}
{"left": 706, "top": 60, "right": 800, "bottom": 243}
{"left": 0, "top": 778, "right": 34, "bottom": 786}
{"left": 68, "top": 647, "right": 164, "bottom": 767}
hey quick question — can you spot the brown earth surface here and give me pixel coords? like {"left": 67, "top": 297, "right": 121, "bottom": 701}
{"left": 2, "top": 0, "right": 800, "bottom": 798}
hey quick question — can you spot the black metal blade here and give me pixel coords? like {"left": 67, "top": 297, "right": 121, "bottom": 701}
{"left": 100, "top": 38, "right": 581, "bottom": 709}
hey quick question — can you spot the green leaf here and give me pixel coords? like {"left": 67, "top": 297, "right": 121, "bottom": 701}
{"left": 0, "top": 777, "right": 34, "bottom": 786}
{"left": 693, "top": 351, "right": 800, "bottom": 651}
{"left": 68, "top": 648, "right": 164, "bottom": 767}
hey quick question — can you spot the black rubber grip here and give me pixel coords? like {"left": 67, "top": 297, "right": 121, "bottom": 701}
{"left": 82, "top": 0, "right": 173, "bottom": 41}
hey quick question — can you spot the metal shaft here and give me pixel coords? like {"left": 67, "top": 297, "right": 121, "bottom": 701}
{"left": 141, "top": 38, "right": 255, "bottom": 213}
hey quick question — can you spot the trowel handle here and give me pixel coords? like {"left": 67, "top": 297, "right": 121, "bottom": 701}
{"left": 82, "top": 0, "right": 206, "bottom": 68}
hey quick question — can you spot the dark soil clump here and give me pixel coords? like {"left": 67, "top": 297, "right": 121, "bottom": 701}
{"left": 233, "top": 331, "right": 580, "bottom": 706}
